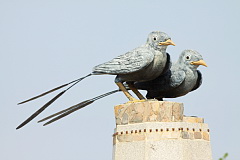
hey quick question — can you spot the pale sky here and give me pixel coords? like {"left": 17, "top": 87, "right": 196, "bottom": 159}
{"left": 1, "top": 0, "right": 240, "bottom": 159}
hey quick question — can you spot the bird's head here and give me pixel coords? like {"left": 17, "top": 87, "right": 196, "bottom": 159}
{"left": 179, "top": 50, "right": 207, "bottom": 70}
{"left": 146, "top": 31, "right": 176, "bottom": 51}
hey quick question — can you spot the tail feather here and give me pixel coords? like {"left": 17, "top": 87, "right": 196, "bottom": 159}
{"left": 18, "top": 74, "right": 92, "bottom": 105}
{"left": 16, "top": 90, "right": 66, "bottom": 129}
{"left": 41, "top": 90, "right": 119, "bottom": 126}
{"left": 43, "top": 101, "right": 94, "bottom": 126}
{"left": 16, "top": 74, "right": 92, "bottom": 129}
{"left": 38, "top": 100, "right": 89, "bottom": 123}
{"left": 18, "top": 84, "right": 69, "bottom": 105}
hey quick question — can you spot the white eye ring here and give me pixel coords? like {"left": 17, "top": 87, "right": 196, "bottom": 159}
{"left": 186, "top": 55, "right": 191, "bottom": 60}
{"left": 153, "top": 36, "right": 157, "bottom": 41}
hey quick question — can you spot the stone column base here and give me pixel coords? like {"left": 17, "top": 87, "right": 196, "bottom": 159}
{"left": 112, "top": 101, "right": 213, "bottom": 160}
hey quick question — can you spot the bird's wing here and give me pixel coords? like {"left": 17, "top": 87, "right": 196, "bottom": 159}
{"left": 135, "top": 69, "right": 185, "bottom": 92}
{"left": 134, "top": 52, "right": 172, "bottom": 91}
{"left": 169, "top": 70, "right": 186, "bottom": 88}
{"left": 134, "top": 71, "right": 171, "bottom": 91}
{"left": 191, "top": 70, "right": 202, "bottom": 92}
{"left": 161, "top": 52, "right": 172, "bottom": 75}
{"left": 92, "top": 47, "right": 154, "bottom": 74}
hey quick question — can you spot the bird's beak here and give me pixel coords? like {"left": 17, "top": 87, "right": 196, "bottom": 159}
{"left": 159, "top": 39, "right": 176, "bottom": 46}
{"left": 191, "top": 60, "right": 208, "bottom": 67}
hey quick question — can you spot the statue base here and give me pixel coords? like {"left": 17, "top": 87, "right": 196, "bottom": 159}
{"left": 112, "top": 101, "right": 212, "bottom": 160}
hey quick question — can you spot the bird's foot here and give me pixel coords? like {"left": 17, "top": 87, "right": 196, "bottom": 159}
{"left": 126, "top": 99, "right": 146, "bottom": 104}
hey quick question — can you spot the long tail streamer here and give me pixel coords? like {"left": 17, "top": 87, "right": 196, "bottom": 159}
{"left": 18, "top": 74, "right": 92, "bottom": 105}
{"left": 16, "top": 74, "right": 92, "bottom": 129}
{"left": 39, "top": 90, "right": 119, "bottom": 126}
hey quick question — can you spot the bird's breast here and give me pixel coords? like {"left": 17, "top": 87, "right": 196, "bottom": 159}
{"left": 176, "top": 70, "right": 198, "bottom": 95}
{"left": 143, "top": 52, "right": 167, "bottom": 79}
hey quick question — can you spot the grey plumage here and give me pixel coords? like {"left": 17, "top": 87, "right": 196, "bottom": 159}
{"left": 38, "top": 50, "right": 207, "bottom": 126}
{"left": 92, "top": 31, "right": 175, "bottom": 102}
{"left": 17, "top": 31, "right": 175, "bottom": 129}
{"left": 93, "top": 31, "right": 174, "bottom": 83}
{"left": 135, "top": 49, "right": 207, "bottom": 100}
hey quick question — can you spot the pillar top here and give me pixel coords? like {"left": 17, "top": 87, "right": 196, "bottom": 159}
{"left": 114, "top": 100, "right": 204, "bottom": 125}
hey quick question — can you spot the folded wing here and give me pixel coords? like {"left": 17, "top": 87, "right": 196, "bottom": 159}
{"left": 191, "top": 70, "right": 202, "bottom": 92}
{"left": 93, "top": 47, "right": 154, "bottom": 75}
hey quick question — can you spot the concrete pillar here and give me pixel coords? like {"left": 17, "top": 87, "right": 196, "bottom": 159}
{"left": 112, "top": 100, "right": 212, "bottom": 160}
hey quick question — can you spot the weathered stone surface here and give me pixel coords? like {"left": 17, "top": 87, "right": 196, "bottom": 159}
{"left": 151, "top": 101, "right": 160, "bottom": 113}
{"left": 116, "top": 118, "right": 122, "bottom": 125}
{"left": 172, "top": 103, "right": 184, "bottom": 121}
{"left": 181, "top": 131, "right": 189, "bottom": 139}
{"left": 171, "top": 131, "right": 181, "bottom": 139}
{"left": 150, "top": 101, "right": 162, "bottom": 121}
{"left": 133, "top": 133, "right": 145, "bottom": 141}
{"left": 116, "top": 134, "right": 134, "bottom": 142}
{"left": 130, "top": 113, "right": 143, "bottom": 123}
{"left": 162, "top": 131, "right": 172, "bottom": 139}
{"left": 146, "top": 132, "right": 162, "bottom": 141}
{"left": 160, "top": 102, "right": 172, "bottom": 122}
{"left": 113, "top": 129, "right": 210, "bottom": 142}
{"left": 113, "top": 140, "right": 213, "bottom": 160}
{"left": 189, "top": 132, "right": 194, "bottom": 140}
{"left": 124, "top": 134, "right": 133, "bottom": 142}
{"left": 117, "top": 135, "right": 125, "bottom": 142}
{"left": 113, "top": 136, "right": 117, "bottom": 145}
{"left": 143, "top": 102, "right": 152, "bottom": 122}
{"left": 203, "top": 132, "right": 210, "bottom": 141}
{"left": 194, "top": 132, "right": 202, "bottom": 139}
{"left": 183, "top": 116, "right": 204, "bottom": 123}
{"left": 114, "top": 105, "right": 124, "bottom": 117}
{"left": 114, "top": 101, "right": 184, "bottom": 125}
{"left": 113, "top": 101, "right": 212, "bottom": 160}
{"left": 148, "top": 114, "right": 158, "bottom": 121}
{"left": 122, "top": 113, "right": 128, "bottom": 125}
{"left": 133, "top": 103, "right": 144, "bottom": 113}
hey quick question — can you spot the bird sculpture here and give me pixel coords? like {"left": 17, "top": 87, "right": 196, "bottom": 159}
{"left": 37, "top": 49, "right": 207, "bottom": 126}
{"left": 17, "top": 31, "right": 175, "bottom": 129}
{"left": 134, "top": 49, "right": 207, "bottom": 100}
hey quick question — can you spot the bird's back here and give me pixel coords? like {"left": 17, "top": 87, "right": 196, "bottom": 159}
{"left": 92, "top": 45, "right": 155, "bottom": 75}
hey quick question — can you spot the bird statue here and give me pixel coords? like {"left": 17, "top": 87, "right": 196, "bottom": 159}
{"left": 17, "top": 31, "right": 175, "bottom": 129}
{"left": 134, "top": 49, "right": 207, "bottom": 100}
{"left": 37, "top": 49, "right": 207, "bottom": 126}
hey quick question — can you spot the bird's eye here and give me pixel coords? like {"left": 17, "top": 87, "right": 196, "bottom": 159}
{"left": 186, "top": 55, "right": 191, "bottom": 60}
{"left": 153, "top": 37, "right": 157, "bottom": 41}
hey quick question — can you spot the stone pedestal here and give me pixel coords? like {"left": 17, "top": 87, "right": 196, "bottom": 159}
{"left": 112, "top": 101, "right": 212, "bottom": 160}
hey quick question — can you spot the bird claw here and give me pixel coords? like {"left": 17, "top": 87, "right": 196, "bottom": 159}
{"left": 126, "top": 99, "right": 146, "bottom": 104}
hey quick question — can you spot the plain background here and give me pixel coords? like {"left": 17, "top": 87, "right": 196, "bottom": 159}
{"left": 1, "top": 0, "right": 239, "bottom": 159}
